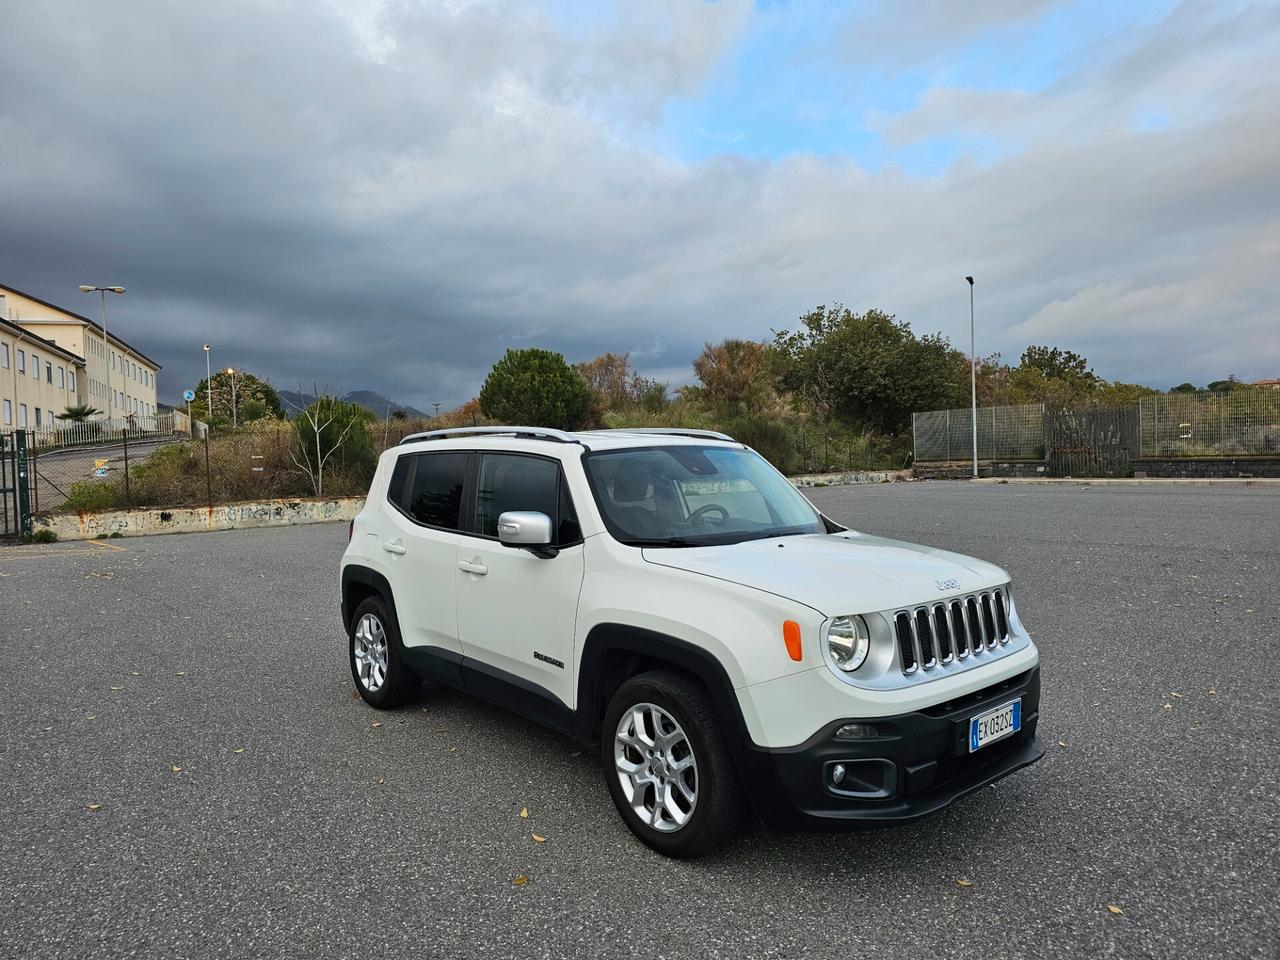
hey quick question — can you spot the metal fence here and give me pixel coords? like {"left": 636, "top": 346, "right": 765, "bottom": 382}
{"left": 26, "top": 413, "right": 185, "bottom": 451}
{"left": 912, "top": 404, "right": 1045, "bottom": 462}
{"left": 1139, "top": 391, "right": 1280, "bottom": 457}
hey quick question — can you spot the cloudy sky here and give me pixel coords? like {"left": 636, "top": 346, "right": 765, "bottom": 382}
{"left": 2, "top": 0, "right": 1277, "bottom": 408}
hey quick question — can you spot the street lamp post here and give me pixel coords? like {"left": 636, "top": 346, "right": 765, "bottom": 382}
{"left": 202, "top": 345, "right": 213, "bottom": 423}
{"left": 965, "top": 276, "right": 977, "bottom": 479}
{"left": 226, "top": 368, "right": 238, "bottom": 427}
{"left": 79, "top": 285, "right": 125, "bottom": 423}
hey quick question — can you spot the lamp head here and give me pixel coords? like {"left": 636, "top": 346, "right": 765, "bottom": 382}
{"left": 107, "top": 286, "right": 126, "bottom": 294}
{"left": 79, "top": 285, "right": 96, "bottom": 292}
{"left": 965, "top": 276, "right": 974, "bottom": 286}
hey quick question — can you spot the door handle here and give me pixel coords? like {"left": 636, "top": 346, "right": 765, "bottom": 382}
{"left": 382, "top": 541, "right": 407, "bottom": 556}
{"left": 458, "top": 559, "right": 488, "bottom": 576}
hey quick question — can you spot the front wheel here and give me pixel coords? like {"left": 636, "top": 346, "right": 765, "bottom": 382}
{"left": 348, "top": 595, "right": 416, "bottom": 708}
{"left": 601, "top": 670, "right": 749, "bottom": 857}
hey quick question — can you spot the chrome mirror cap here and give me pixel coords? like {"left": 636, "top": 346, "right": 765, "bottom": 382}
{"left": 497, "top": 511, "right": 554, "bottom": 549}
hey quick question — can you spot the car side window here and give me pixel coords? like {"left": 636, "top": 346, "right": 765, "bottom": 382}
{"left": 406, "top": 452, "right": 468, "bottom": 530}
{"left": 558, "top": 475, "right": 581, "bottom": 544}
{"left": 387, "top": 455, "right": 411, "bottom": 508}
{"left": 475, "top": 453, "right": 578, "bottom": 544}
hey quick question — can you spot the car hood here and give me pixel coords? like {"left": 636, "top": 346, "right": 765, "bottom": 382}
{"left": 641, "top": 531, "right": 1008, "bottom": 616}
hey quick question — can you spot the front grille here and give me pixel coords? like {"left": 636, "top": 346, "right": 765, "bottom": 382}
{"left": 896, "top": 588, "right": 1011, "bottom": 675}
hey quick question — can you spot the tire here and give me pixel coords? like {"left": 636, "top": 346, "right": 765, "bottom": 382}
{"left": 601, "top": 669, "right": 749, "bottom": 858}
{"left": 348, "top": 595, "right": 417, "bottom": 709}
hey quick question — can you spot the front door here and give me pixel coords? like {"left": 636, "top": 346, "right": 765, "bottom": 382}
{"left": 455, "top": 452, "right": 585, "bottom": 719}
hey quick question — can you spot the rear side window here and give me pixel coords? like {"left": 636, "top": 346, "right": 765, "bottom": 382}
{"left": 387, "top": 455, "right": 411, "bottom": 507}
{"left": 406, "top": 452, "right": 467, "bottom": 530}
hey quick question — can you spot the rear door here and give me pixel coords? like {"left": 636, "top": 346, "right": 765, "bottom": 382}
{"left": 384, "top": 451, "right": 469, "bottom": 659}
{"left": 454, "top": 452, "right": 585, "bottom": 717}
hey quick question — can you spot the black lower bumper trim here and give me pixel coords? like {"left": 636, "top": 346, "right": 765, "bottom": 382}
{"left": 746, "top": 666, "right": 1045, "bottom": 828}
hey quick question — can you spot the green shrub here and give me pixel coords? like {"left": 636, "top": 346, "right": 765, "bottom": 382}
{"left": 61, "top": 479, "right": 119, "bottom": 512}
{"left": 26, "top": 529, "right": 58, "bottom": 543}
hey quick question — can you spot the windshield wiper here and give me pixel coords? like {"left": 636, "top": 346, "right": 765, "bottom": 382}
{"left": 623, "top": 537, "right": 703, "bottom": 548}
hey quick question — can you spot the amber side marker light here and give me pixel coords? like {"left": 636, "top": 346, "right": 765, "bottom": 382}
{"left": 782, "top": 620, "right": 803, "bottom": 661}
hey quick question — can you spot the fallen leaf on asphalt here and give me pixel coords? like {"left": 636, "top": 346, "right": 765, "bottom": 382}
{"left": 371, "top": 721, "right": 383, "bottom": 728}
{"left": 531, "top": 834, "right": 546, "bottom": 843}
{"left": 43, "top": 726, "right": 52, "bottom": 732}
{"left": 86, "top": 716, "right": 96, "bottom": 721}
{"left": 519, "top": 807, "right": 529, "bottom": 819}
{"left": 512, "top": 876, "right": 529, "bottom": 886}
{"left": 233, "top": 748, "right": 245, "bottom": 754}
{"left": 1057, "top": 740, "right": 1067, "bottom": 748}
{"left": 87, "top": 804, "right": 102, "bottom": 811}
{"left": 110, "top": 686, "right": 123, "bottom": 691}
{"left": 374, "top": 777, "right": 386, "bottom": 785}
{"left": 1162, "top": 703, "right": 1172, "bottom": 710}
{"left": 957, "top": 879, "right": 973, "bottom": 887}
{"left": 130, "top": 672, "right": 140, "bottom": 676}
{"left": 1170, "top": 692, "right": 1183, "bottom": 698}
{"left": 171, "top": 765, "right": 182, "bottom": 774}
{"left": 176, "top": 671, "right": 186, "bottom": 676}
{"left": 1208, "top": 688, "right": 1217, "bottom": 695}
{"left": 351, "top": 690, "right": 360, "bottom": 700}
{"left": 1107, "top": 905, "right": 1123, "bottom": 915}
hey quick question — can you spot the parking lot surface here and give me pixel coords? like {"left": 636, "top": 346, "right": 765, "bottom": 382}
{"left": 2, "top": 482, "right": 1277, "bottom": 959}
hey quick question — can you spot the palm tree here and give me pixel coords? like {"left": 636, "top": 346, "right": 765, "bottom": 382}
{"left": 60, "top": 403, "right": 102, "bottom": 423}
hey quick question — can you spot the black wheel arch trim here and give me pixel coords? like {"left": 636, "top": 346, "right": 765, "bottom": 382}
{"left": 341, "top": 565, "right": 401, "bottom": 636}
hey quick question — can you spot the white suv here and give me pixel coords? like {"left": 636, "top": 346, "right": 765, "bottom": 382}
{"left": 340, "top": 426, "right": 1044, "bottom": 857}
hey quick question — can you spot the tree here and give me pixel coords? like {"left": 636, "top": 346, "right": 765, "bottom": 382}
{"left": 291, "top": 395, "right": 376, "bottom": 497}
{"left": 193, "top": 369, "right": 284, "bottom": 424}
{"left": 772, "top": 305, "right": 967, "bottom": 432}
{"left": 1170, "top": 382, "right": 1200, "bottom": 393}
{"left": 479, "top": 349, "right": 592, "bottom": 429}
{"left": 1019, "top": 345, "right": 1098, "bottom": 384}
{"left": 691, "top": 339, "right": 773, "bottom": 411}
{"left": 59, "top": 403, "right": 101, "bottom": 422}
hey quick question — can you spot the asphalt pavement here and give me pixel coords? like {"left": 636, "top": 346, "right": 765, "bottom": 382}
{"left": 1, "top": 481, "right": 1276, "bottom": 959}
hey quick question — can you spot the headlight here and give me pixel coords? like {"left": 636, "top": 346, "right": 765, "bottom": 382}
{"left": 827, "top": 615, "right": 870, "bottom": 671}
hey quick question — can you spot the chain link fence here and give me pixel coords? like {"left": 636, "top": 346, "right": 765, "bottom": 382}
{"left": 912, "top": 404, "right": 1045, "bottom": 462}
{"left": 1139, "top": 391, "right": 1280, "bottom": 457}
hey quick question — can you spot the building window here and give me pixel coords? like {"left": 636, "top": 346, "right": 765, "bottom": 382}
{"left": 69, "top": 370, "right": 76, "bottom": 392}
{"left": 19, "top": 404, "right": 28, "bottom": 428}
{"left": 35, "top": 408, "right": 43, "bottom": 427}
{"left": 46, "top": 361, "right": 52, "bottom": 383}
{"left": 1, "top": 343, "right": 8, "bottom": 368}
{"left": 2, "top": 400, "right": 10, "bottom": 425}
{"left": 58, "top": 366, "right": 65, "bottom": 389}
{"left": 31, "top": 353, "right": 39, "bottom": 378}
{"left": 17, "top": 349, "right": 25, "bottom": 373}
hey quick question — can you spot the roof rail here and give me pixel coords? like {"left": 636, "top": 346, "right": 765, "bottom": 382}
{"left": 398, "top": 426, "right": 583, "bottom": 446}
{"left": 596, "top": 428, "right": 737, "bottom": 442}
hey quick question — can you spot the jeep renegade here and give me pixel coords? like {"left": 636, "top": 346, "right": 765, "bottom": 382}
{"left": 339, "top": 427, "right": 1044, "bottom": 857}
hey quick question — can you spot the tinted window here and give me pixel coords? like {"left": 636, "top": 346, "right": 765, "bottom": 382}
{"left": 407, "top": 453, "right": 467, "bottom": 529}
{"left": 558, "top": 477, "right": 581, "bottom": 544}
{"left": 475, "top": 454, "right": 563, "bottom": 540}
{"left": 387, "top": 455, "right": 411, "bottom": 508}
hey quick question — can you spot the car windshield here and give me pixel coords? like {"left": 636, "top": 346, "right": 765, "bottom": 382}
{"left": 583, "top": 445, "right": 826, "bottom": 547}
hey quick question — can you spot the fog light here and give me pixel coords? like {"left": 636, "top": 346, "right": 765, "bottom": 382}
{"left": 831, "top": 763, "right": 847, "bottom": 785}
{"left": 835, "top": 723, "right": 879, "bottom": 740}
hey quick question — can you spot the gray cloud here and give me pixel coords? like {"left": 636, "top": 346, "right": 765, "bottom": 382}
{"left": 1, "top": 0, "right": 1277, "bottom": 410}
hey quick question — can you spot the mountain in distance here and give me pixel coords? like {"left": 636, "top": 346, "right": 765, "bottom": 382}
{"left": 277, "top": 388, "right": 430, "bottom": 419}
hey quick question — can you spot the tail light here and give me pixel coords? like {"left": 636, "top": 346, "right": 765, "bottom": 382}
{"left": 347, "top": 519, "right": 354, "bottom": 542}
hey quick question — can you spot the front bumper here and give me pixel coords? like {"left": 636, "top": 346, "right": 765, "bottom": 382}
{"left": 747, "top": 666, "right": 1044, "bottom": 828}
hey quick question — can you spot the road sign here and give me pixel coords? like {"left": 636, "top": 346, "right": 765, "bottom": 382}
{"left": 183, "top": 389, "right": 196, "bottom": 402}
{"left": 94, "top": 459, "right": 109, "bottom": 478}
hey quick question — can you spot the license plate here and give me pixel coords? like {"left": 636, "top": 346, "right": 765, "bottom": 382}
{"left": 969, "top": 698, "right": 1021, "bottom": 753}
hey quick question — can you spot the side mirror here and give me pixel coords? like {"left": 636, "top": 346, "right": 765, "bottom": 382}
{"left": 497, "top": 511, "right": 557, "bottom": 558}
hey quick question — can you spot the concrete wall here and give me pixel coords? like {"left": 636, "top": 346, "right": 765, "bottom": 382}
{"left": 912, "top": 460, "right": 1049, "bottom": 480}
{"left": 34, "top": 496, "right": 365, "bottom": 540}
{"left": 1133, "top": 458, "right": 1280, "bottom": 479}
{"left": 790, "top": 469, "right": 910, "bottom": 487}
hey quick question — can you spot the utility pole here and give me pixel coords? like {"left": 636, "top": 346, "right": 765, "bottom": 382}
{"left": 227, "top": 368, "right": 238, "bottom": 428}
{"left": 966, "top": 276, "right": 977, "bottom": 479}
{"left": 202, "top": 345, "right": 213, "bottom": 424}
{"left": 79, "top": 285, "right": 125, "bottom": 423}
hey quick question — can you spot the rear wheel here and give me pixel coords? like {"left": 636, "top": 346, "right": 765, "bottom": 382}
{"left": 601, "top": 670, "right": 749, "bottom": 857}
{"left": 348, "top": 595, "right": 416, "bottom": 708}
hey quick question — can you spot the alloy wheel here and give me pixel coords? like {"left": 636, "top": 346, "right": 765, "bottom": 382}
{"left": 613, "top": 702, "right": 698, "bottom": 833}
